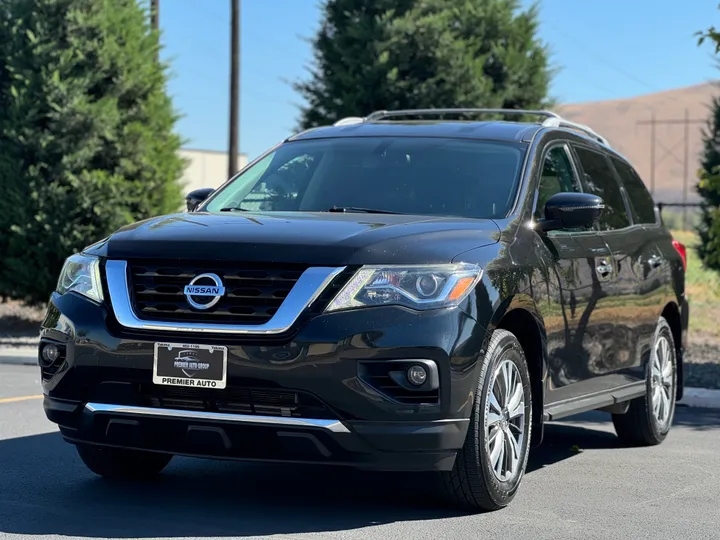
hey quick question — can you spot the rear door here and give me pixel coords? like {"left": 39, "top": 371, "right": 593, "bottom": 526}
{"left": 608, "top": 155, "right": 670, "bottom": 381}
{"left": 569, "top": 144, "right": 646, "bottom": 387}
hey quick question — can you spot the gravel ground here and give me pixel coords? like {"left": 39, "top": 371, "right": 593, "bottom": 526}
{"left": 0, "top": 300, "right": 43, "bottom": 346}
{"left": 3, "top": 298, "right": 720, "bottom": 388}
{"left": 684, "top": 341, "right": 720, "bottom": 389}
{"left": 0, "top": 300, "right": 44, "bottom": 330}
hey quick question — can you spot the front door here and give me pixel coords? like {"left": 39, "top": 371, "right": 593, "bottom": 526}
{"left": 532, "top": 143, "right": 617, "bottom": 406}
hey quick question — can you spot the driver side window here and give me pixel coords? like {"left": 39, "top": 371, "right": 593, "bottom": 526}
{"left": 535, "top": 145, "right": 581, "bottom": 220}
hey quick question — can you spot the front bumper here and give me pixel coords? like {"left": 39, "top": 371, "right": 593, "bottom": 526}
{"left": 38, "top": 290, "right": 488, "bottom": 471}
{"left": 45, "top": 397, "right": 467, "bottom": 471}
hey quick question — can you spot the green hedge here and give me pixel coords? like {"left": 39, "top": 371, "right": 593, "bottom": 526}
{"left": 0, "top": 0, "right": 186, "bottom": 306}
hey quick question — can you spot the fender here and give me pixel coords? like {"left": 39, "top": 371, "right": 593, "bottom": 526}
{"left": 484, "top": 291, "right": 550, "bottom": 448}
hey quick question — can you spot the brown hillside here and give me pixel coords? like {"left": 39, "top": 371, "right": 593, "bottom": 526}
{"left": 554, "top": 81, "right": 720, "bottom": 203}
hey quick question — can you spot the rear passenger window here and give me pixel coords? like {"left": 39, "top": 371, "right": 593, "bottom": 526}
{"left": 573, "top": 146, "right": 630, "bottom": 231}
{"left": 610, "top": 157, "right": 657, "bottom": 224}
{"left": 535, "top": 145, "right": 581, "bottom": 220}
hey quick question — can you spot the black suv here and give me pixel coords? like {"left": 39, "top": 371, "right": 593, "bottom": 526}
{"left": 39, "top": 108, "right": 689, "bottom": 511}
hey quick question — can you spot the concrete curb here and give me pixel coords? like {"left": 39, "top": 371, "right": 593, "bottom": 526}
{"left": 0, "top": 348, "right": 719, "bottom": 409}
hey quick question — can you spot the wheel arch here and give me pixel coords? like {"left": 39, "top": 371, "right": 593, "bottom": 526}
{"left": 489, "top": 294, "right": 548, "bottom": 447}
{"left": 660, "top": 301, "right": 684, "bottom": 401}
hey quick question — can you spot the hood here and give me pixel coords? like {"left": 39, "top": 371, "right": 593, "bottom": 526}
{"left": 86, "top": 211, "right": 501, "bottom": 266}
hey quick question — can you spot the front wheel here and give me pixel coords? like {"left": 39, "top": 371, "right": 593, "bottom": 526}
{"left": 76, "top": 443, "right": 173, "bottom": 480}
{"left": 612, "top": 316, "right": 677, "bottom": 446}
{"left": 437, "top": 329, "right": 533, "bottom": 512}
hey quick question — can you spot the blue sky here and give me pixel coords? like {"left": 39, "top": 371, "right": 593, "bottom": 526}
{"left": 157, "top": 0, "right": 720, "bottom": 161}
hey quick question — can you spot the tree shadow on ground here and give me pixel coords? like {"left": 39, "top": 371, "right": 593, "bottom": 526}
{"left": 562, "top": 406, "right": 720, "bottom": 432}
{"left": 684, "top": 363, "right": 720, "bottom": 390}
{"left": 0, "top": 409, "right": 709, "bottom": 538}
{"left": 0, "top": 314, "right": 41, "bottom": 339}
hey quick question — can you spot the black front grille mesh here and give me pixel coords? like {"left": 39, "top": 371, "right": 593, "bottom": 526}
{"left": 127, "top": 260, "right": 314, "bottom": 325}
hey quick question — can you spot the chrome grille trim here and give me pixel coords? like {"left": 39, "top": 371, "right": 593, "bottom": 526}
{"left": 84, "top": 402, "right": 351, "bottom": 433}
{"left": 105, "top": 259, "right": 346, "bottom": 335}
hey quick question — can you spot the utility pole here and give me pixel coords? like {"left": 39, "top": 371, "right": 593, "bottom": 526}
{"left": 228, "top": 0, "right": 240, "bottom": 179}
{"left": 683, "top": 108, "right": 689, "bottom": 229}
{"left": 650, "top": 111, "right": 655, "bottom": 195}
{"left": 150, "top": 0, "right": 159, "bottom": 62}
{"left": 637, "top": 112, "right": 705, "bottom": 229}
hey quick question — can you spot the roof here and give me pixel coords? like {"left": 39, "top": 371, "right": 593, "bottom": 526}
{"left": 287, "top": 109, "right": 613, "bottom": 148}
{"left": 288, "top": 120, "right": 543, "bottom": 144}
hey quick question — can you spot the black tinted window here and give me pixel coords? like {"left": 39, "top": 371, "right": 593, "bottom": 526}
{"left": 573, "top": 146, "right": 630, "bottom": 231}
{"left": 205, "top": 137, "right": 526, "bottom": 219}
{"left": 536, "top": 145, "right": 581, "bottom": 219}
{"left": 611, "top": 157, "right": 656, "bottom": 224}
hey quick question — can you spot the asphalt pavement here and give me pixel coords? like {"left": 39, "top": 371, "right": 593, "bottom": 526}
{"left": 1, "top": 363, "right": 719, "bottom": 540}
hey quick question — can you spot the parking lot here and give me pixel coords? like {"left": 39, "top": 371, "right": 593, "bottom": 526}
{"left": 1, "top": 363, "right": 719, "bottom": 540}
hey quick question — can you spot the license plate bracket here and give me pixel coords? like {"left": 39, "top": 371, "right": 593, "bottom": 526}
{"left": 153, "top": 342, "right": 228, "bottom": 389}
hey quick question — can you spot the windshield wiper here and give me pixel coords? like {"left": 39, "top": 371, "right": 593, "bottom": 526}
{"left": 219, "top": 207, "right": 249, "bottom": 212}
{"left": 324, "top": 206, "right": 404, "bottom": 215}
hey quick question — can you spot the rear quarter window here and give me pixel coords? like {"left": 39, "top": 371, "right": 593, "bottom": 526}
{"left": 610, "top": 157, "right": 657, "bottom": 225}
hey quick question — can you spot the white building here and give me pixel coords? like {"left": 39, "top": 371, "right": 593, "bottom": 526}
{"left": 178, "top": 148, "right": 249, "bottom": 195}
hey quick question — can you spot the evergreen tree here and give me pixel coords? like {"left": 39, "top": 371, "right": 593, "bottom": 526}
{"left": 695, "top": 16, "right": 720, "bottom": 272}
{"left": 294, "top": 0, "right": 554, "bottom": 130}
{"left": 293, "top": 0, "right": 416, "bottom": 129}
{"left": 0, "top": 0, "right": 186, "bottom": 305}
{"left": 696, "top": 92, "right": 720, "bottom": 272}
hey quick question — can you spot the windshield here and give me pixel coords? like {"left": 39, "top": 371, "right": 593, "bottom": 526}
{"left": 203, "top": 136, "right": 526, "bottom": 219}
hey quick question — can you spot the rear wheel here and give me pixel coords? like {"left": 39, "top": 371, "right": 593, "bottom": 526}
{"left": 437, "top": 329, "right": 532, "bottom": 512}
{"left": 76, "top": 443, "right": 173, "bottom": 480}
{"left": 612, "top": 316, "right": 677, "bottom": 446}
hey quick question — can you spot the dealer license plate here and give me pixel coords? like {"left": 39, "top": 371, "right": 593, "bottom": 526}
{"left": 153, "top": 342, "right": 228, "bottom": 389}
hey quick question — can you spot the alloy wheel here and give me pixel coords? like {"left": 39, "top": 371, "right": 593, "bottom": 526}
{"left": 485, "top": 358, "right": 526, "bottom": 482}
{"left": 651, "top": 335, "right": 674, "bottom": 431}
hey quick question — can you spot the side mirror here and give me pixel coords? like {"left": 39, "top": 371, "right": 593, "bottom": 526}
{"left": 536, "top": 192, "right": 604, "bottom": 232}
{"left": 185, "top": 188, "right": 214, "bottom": 212}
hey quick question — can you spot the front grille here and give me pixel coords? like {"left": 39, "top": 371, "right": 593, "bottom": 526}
{"left": 127, "top": 260, "right": 312, "bottom": 325}
{"left": 135, "top": 384, "right": 336, "bottom": 419}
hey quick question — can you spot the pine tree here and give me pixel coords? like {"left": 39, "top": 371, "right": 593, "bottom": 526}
{"left": 294, "top": 0, "right": 554, "bottom": 130}
{"left": 293, "top": 0, "right": 416, "bottom": 129}
{"left": 0, "top": 0, "right": 186, "bottom": 305}
{"left": 696, "top": 92, "right": 720, "bottom": 272}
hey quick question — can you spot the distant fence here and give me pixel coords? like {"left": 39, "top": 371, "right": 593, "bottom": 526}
{"left": 656, "top": 202, "right": 702, "bottom": 231}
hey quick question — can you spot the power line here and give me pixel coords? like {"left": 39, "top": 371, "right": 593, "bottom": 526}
{"left": 545, "top": 22, "right": 658, "bottom": 94}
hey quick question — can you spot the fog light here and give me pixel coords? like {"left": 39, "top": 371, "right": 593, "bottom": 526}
{"left": 407, "top": 365, "right": 428, "bottom": 386}
{"left": 40, "top": 343, "right": 60, "bottom": 365}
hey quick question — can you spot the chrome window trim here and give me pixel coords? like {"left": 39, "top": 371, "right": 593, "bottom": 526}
{"left": 84, "top": 402, "right": 351, "bottom": 433}
{"left": 104, "top": 259, "right": 347, "bottom": 335}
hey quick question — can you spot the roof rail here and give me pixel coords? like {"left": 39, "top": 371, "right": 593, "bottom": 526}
{"left": 540, "top": 117, "right": 610, "bottom": 147}
{"left": 365, "top": 108, "right": 561, "bottom": 122}
{"left": 332, "top": 108, "right": 611, "bottom": 147}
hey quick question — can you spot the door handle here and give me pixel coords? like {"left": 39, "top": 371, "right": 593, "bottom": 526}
{"left": 596, "top": 260, "right": 613, "bottom": 277}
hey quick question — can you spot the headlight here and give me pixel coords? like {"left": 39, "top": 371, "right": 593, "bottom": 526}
{"left": 325, "top": 263, "right": 483, "bottom": 312}
{"left": 56, "top": 253, "right": 104, "bottom": 303}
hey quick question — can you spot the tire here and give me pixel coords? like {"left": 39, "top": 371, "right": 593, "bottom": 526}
{"left": 437, "top": 329, "right": 533, "bottom": 512}
{"left": 612, "top": 316, "right": 677, "bottom": 446}
{"left": 75, "top": 443, "right": 173, "bottom": 480}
